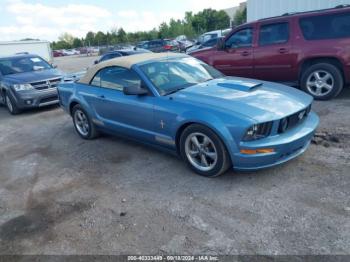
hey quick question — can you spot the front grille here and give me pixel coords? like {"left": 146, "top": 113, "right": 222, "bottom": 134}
{"left": 31, "top": 78, "right": 61, "bottom": 90}
{"left": 278, "top": 105, "right": 312, "bottom": 133}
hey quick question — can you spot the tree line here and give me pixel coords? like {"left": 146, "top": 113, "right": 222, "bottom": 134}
{"left": 52, "top": 7, "right": 247, "bottom": 50}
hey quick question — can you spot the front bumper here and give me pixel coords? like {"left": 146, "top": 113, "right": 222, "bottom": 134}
{"left": 12, "top": 88, "right": 59, "bottom": 109}
{"left": 233, "top": 112, "right": 319, "bottom": 171}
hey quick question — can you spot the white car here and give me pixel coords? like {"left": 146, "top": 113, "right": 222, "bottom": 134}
{"left": 62, "top": 49, "right": 80, "bottom": 56}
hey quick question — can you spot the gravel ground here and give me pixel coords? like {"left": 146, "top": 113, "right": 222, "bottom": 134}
{"left": 0, "top": 56, "right": 349, "bottom": 255}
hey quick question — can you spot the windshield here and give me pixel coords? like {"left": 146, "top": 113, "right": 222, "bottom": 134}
{"left": 0, "top": 56, "right": 52, "bottom": 76}
{"left": 140, "top": 57, "right": 224, "bottom": 95}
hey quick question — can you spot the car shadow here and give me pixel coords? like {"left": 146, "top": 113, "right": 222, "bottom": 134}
{"left": 0, "top": 104, "right": 61, "bottom": 119}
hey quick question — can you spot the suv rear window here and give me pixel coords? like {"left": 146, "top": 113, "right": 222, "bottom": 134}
{"left": 299, "top": 12, "right": 350, "bottom": 40}
{"left": 259, "top": 23, "right": 289, "bottom": 46}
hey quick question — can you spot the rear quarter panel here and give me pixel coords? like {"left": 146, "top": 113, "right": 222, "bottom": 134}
{"left": 292, "top": 14, "right": 350, "bottom": 83}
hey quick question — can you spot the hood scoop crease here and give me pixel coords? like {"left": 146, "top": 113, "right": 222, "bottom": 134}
{"left": 217, "top": 80, "right": 263, "bottom": 92}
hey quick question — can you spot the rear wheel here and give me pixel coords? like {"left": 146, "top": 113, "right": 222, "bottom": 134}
{"left": 180, "top": 124, "right": 231, "bottom": 177}
{"left": 5, "top": 93, "right": 20, "bottom": 115}
{"left": 301, "top": 63, "right": 343, "bottom": 100}
{"left": 72, "top": 104, "right": 98, "bottom": 139}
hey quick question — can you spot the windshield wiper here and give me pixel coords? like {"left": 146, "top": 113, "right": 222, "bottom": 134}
{"left": 164, "top": 87, "right": 188, "bottom": 96}
{"left": 203, "top": 78, "right": 214, "bottom": 83}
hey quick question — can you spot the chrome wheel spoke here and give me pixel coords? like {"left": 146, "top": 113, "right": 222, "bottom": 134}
{"left": 307, "top": 80, "right": 316, "bottom": 87}
{"left": 200, "top": 154, "right": 209, "bottom": 167}
{"left": 189, "top": 150, "right": 200, "bottom": 157}
{"left": 322, "top": 73, "right": 332, "bottom": 82}
{"left": 315, "top": 87, "right": 322, "bottom": 96}
{"left": 314, "top": 72, "right": 321, "bottom": 80}
{"left": 323, "top": 84, "right": 333, "bottom": 90}
{"left": 204, "top": 151, "right": 217, "bottom": 160}
{"left": 203, "top": 136, "right": 210, "bottom": 147}
{"left": 191, "top": 136, "right": 201, "bottom": 149}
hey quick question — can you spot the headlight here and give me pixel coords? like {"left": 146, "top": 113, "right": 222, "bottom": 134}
{"left": 13, "top": 84, "right": 34, "bottom": 91}
{"left": 243, "top": 122, "right": 273, "bottom": 141}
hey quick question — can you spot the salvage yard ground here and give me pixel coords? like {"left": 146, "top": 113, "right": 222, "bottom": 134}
{"left": 0, "top": 55, "right": 349, "bottom": 255}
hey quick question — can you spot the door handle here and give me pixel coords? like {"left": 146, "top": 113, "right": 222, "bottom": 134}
{"left": 279, "top": 48, "right": 288, "bottom": 54}
{"left": 241, "top": 51, "right": 250, "bottom": 56}
{"left": 99, "top": 95, "right": 105, "bottom": 99}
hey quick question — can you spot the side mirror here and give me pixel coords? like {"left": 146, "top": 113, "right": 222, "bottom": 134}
{"left": 123, "top": 84, "right": 148, "bottom": 96}
{"left": 51, "top": 64, "right": 58, "bottom": 68}
{"left": 217, "top": 38, "right": 226, "bottom": 50}
{"left": 94, "top": 60, "right": 99, "bottom": 65}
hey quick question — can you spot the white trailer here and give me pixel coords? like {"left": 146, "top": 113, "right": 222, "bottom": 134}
{"left": 0, "top": 41, "right": 52, "bottom": 62}
{"left": 247, "top": 0, "right": 350, "bottom": 22}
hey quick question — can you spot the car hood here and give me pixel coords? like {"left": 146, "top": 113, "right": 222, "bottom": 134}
{"left": 173, "top": 77, "right": 313, "bottom": 122}
{"left": 2, "top": 69, "right": 63, "bottom": 84}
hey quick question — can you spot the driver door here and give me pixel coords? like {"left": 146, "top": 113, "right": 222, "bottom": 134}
{"left": 87, "top": 66, "right": 155, "bottom": 142}
{"left": 211, "top": 27, "right": 254, "bottom": 78}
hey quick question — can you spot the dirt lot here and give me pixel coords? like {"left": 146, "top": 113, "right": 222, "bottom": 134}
{"left": 0, "top": 55, "right": 349, "bottom": 255}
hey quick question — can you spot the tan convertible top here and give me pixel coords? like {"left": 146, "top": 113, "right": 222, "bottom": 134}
{"left": 79, "top": 52, "right": 186, "bottom": 84}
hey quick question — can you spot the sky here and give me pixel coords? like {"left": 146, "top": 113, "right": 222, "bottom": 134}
{"left": 0, "top": 0, "right": 243, "bottom": 42}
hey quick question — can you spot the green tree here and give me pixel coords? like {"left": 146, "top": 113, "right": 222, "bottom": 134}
{"left": 72, "top": 38, "right": 82, "bottom": 48}
{"left": 95, "top": 31, "right": 107, "bottom": 46}
{"left": 58, "top": 32, "right": 74, "bottom": 45}
{"left": 52, "top": 40, "right": 71, "bottom": 50}
{"left": 191, "top": 9, "right": 230, "bottom": 33}
{"left": 85, "top": 31, "right": 95, "bottom": 46}
{"left": 117, "top": 28, "right": 127, "bottom": 43}
{"left": 233, "top": 7, "right": 247, "bottom": 26}
{"left": 158, "top": 22, "right": 169, "bottom": 38}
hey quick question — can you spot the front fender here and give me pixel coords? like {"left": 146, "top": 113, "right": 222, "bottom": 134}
{"left": 174, "top": 110, "right": 249, "bottom": 159}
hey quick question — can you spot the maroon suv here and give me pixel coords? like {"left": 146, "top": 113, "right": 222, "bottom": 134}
{"left": 191, "top": 5, "right": 350, "bottom": 100}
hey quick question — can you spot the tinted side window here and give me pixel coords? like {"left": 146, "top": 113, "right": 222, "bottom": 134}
{"left": 259, "top": 23, "right": 289, "bottom": 46}
{"left": 300, "top": 12, "right": 350, "bottom": 40}
{"left": 226, "top": 28, "right": 253, "bottom": 48}
{"left": 203, "top": 38, "right": 218, "bottom": 47}
{"left": 99, "top": 67, "right": 142, "bottom": 91}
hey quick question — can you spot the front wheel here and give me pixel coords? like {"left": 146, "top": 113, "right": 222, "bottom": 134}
{"left": 301, "top": 63, "right": 343, "bottom": 100}
{"left": 180, "top": 124, "right": 231, "bottom": 177}
{"left": 72, "top": 104, "right": 98, "bottom": 140}
{"left": 5, "top": 94, "right": 20, "bottom": 115}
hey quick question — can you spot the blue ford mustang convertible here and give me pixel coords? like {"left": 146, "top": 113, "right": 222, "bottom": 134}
{"left": 58, "top": 53, "right": 319, "bottom": 177}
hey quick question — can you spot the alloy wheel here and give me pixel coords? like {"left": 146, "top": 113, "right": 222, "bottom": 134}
{"left": 185, "top": 132, "right": 218, "bottom": 172}
{"left": 306, "top": 70, "right": 334, "bottom": 97}
{"left": 74, "top": 109, "right": 90, "bottom": 136}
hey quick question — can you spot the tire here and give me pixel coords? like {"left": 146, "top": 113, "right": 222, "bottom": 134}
{"left": 5, "top": 93, "right": 21, "bottom": 115}
{"left": 72, "top": 104, "right": 98, "bottom": 140}
{"left": 179, "top": 124, "right": 231, "bottom": 177}
{"left": 300, "top": 63, "right": 344, "bottom": 100}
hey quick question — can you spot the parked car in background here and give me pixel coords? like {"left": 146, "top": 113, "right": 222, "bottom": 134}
{"left": 53, "top": 50, "right": 64, "bottom": 57}
{"left": 58, "top": 53, "right": 318, "bottom": 177}
{"left": 197, "top": 29, "right": 231, "bottom": 45}
{"left": 186, "top": 37, "right": 221, "bottom": 54}
{"left": 191, "top": 5, "right": 350, "bottom": 100}
{"left": 136, "top": 41, "right": 149, "bottom": 49}
{"left": 175, "top": 35, "right": 194, "bottom": 52}
{"left": 0, "top": 54, "right": 63, "bottom": 114}
{"left": 140, "top": 39, "right": 180, "bottom": 53}
{"left": 62, "top": 49, "right": 80, "bottom": 56}
{"left": 94, "top": 48, "right": 151, "bottom": 64}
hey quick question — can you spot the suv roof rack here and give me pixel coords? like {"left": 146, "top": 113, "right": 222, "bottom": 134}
{"left": 259, "top": 5, "right": 350, "bottom": 21}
